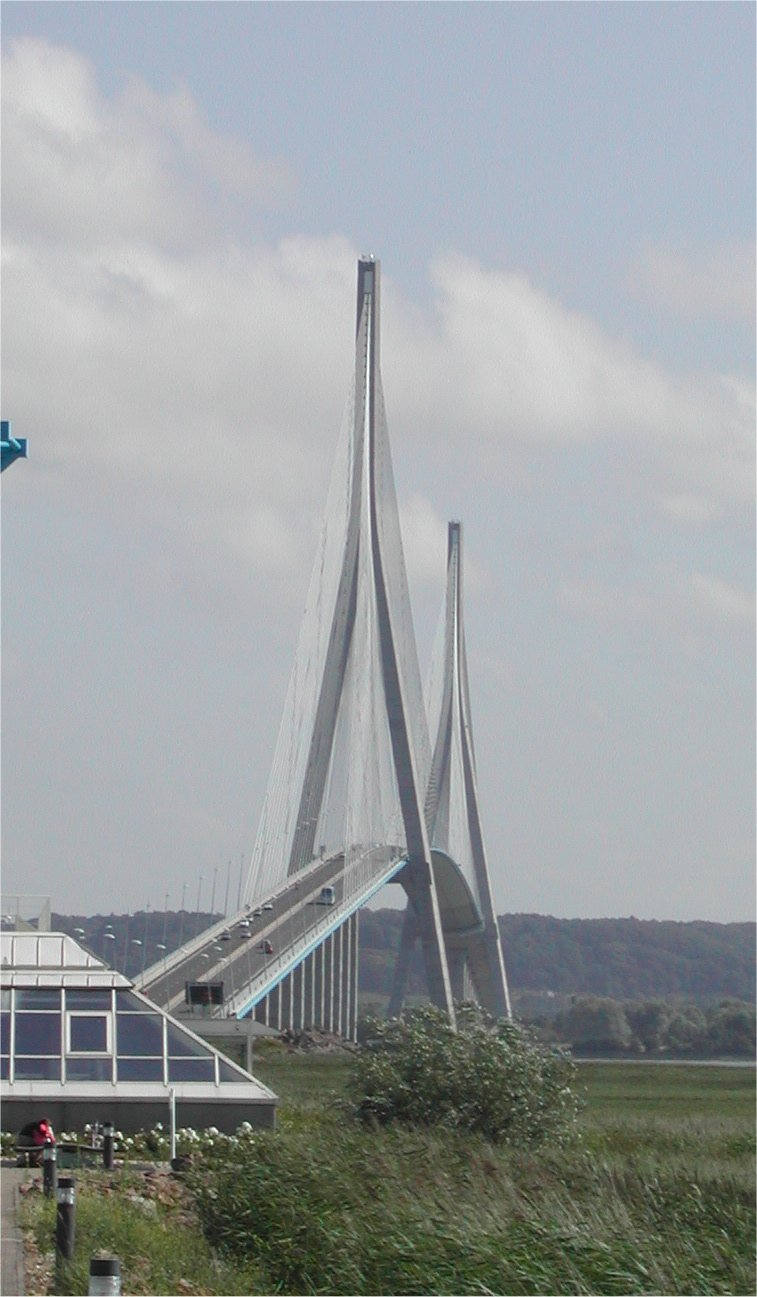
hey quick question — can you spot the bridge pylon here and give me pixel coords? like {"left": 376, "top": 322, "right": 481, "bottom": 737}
{"left": 389, "top": 522, "right": 512, "bottom": 1020}
{"left": 246, "top": 258, "right": 455, "bottom": 1022}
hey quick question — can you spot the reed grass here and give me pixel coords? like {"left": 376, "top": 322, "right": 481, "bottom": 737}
{"left": 18, "top": 1059, "right": 755, "bottom": 1295}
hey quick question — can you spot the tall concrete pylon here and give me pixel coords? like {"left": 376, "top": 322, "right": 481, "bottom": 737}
{"left": 389, "top": 522, "right": 511, "bottom": 1020}
{"left": 261, "top": 257, "right": 454, "bottom": 1019}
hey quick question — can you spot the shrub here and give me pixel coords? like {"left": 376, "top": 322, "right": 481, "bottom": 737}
{"left": 349, "top": 1002, "right": 580, "bottom": 1144}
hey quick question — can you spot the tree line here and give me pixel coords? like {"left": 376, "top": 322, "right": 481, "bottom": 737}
{"left": 358, "top": 909, "right": 755, "bottom": 1003}
{"left": 53, "top": 907, "right": 755, "bottom": 1058}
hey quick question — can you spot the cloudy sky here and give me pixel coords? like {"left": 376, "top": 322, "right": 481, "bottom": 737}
{"left": 2, "top": 2, "right": 754, "bottom": 924}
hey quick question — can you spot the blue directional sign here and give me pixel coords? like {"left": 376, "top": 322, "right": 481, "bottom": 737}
{"left": 1, "top": 420, "right": 28, "bottom": 472}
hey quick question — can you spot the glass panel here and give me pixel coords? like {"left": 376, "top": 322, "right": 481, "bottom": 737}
{"left": 66, "top": 1056, "right": 112, "bottom": 1081}
{"left": 15, "top": 988, "right": 62, "bottom": 1010}
{"left": 116, "top": 1015, "right": 163, "bottom": 1057}
{"left": 1, "top": 989, "right": 12, "bottom": 1010}
{"left": 15, "top": 1013, "right": 61, "bottom": 1055}
{"left": 117, "top": 1057, "right": 163, "bottom": 1082}
{"left": 218, "top": 1058, "right": 249, "bottom": 1082}
{"left": 65, "top": 990, "right": 112, "bottom": 1010}
{"left": 15, "top": 1056, "right": 61, "bottom": 1080}
{"left": 69, "top": 1015, "right": 108, "bottom": 1053}
{"left": 165, "top": 1025, "right": 214, "bottom": 1058}
{"left": 168, "top": 1057, "right": 215, "bottom": 1082}
{"left": 0, "top": 1056, "right": 8, "bottom": 1079}
{"left": 1, "top": 1013, "right": 9, "bottom": 1053}
{"left": 115, "top": 991, "right": 155, "bottom": 1013}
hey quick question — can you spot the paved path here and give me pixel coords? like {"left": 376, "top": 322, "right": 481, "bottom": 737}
{"left": 1, "top": 1167, "right": 27, "bottom": 1296}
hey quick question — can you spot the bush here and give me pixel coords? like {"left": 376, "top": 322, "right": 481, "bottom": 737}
{"left": 349, "top": 1002, "right": 580, "bottom": 1144}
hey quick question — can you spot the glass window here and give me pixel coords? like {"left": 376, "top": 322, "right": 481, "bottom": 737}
{"left": 1, "top": 1012, "right": 10, "bottom": 1054}
{"left": 65, "top": 990, "right": 112, "bottom": 1010}
{"left": 218, "top": 1058, "right": 248, "bottom": 1083}
{"left": 15, "top": 1056, "right": 61, "bottom": 1080}
{"left": 15, "top": 1012, "right": 61, "bottom": 1055}
{"left": 15, "top": 988, "right": 62, "bottom": 1010}
{"left": 115, "top": 991, "right": 156, "bottom": 1013}
{"left": 67, "top": 1014, "right": 110, "bottom": 1054}
{"left": 1, "top": 989, "right": 12, "bottom": 1011}
{"left": 168, "top": 1057, "right": 216, "bottom": 1082}
{"left": 66, "top": 1057, "right": 112, "bottom": 1082}
{"left": 0, "top": 1056, "right": 8, "bottom": 1080}
{"left": 165, "top": 1025, "right": 214, "bottom": 1058}
{"left": 117, "top": 1057, "right": 163, "bottom": 1082}
{"left": 116, "top": 1014, "right": 163, "bottom": 1057}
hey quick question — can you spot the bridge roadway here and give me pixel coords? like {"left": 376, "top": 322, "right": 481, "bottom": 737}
{"left": 136, "top": 846, "right": 406, "bottom": 1019}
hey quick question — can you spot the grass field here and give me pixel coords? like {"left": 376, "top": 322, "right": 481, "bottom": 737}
{"left": 19, "top": 1053, "right": 756, "bottom": 1296}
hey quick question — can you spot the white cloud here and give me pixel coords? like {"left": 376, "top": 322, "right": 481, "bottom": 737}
{"left": 386, "top": 251, "right": 752, "bottom": 448}
{"left": 659, "top": 494, "right": 719, "bottom": 524}
{"left": 398, "top": 495, "right": 449, "bottom": 587}
{"left": 628, "top": 240, "right": 756, "bottom": 324}
{"left": 557, "top": 579, "right": 651, "bottom": 627}
{"left": 687, "top": 573, "right": 755, "bottom": 627}
{"left": 1, "top": 37, "right": 293, "bottom": 254}
{"left": 558, "top": 571, "right": 755, "bottom": 636}
{"left": 2, "top": 36, "right": 753, "bottom": 622}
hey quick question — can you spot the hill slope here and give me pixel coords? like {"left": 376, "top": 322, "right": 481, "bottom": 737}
{"left": 51, "top": 908, "right": 755, "bottom": 1004}
{"left": 359, "top": 910, "right": 755, "bottom": 1003}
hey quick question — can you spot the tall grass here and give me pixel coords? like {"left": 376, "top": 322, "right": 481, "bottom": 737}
{"left": 189, "top": 1106, "right": 755, "bottom": 1295}
{"left": 18, "top": 1059, "right": 755, "bottom": 1295}
{"left": 20, "top": 1167, "right": 264, "bottom": 1296}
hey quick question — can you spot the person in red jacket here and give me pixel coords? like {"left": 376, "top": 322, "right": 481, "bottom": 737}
{"left": 31, "top": 1118, "right": 56, "bottom": 1146}
{"left": 16, "top": 1118, "right": 56, "bottom": 1166}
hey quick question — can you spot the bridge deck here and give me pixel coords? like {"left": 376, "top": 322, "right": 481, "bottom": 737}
{"left": 137, "top": 848, "right": 406, "bottom": 1020}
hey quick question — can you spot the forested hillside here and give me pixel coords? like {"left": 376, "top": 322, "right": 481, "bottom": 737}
{"left": 52, "top": 907, "right": 754, "bottom": 1005}
{"left": 500, "top": 913, "right": 755, "bottom": 1001}
{"left": 359, "top": 910, "right": 755, "bottom": 1003}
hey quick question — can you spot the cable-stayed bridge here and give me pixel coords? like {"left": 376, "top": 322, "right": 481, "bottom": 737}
{"left": 138, "top": 258, "right": 510, "bottom": 1038}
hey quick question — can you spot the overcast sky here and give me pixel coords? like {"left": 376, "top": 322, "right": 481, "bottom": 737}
{"left": 2, "top": 2, "right": 754, "bottom": 924}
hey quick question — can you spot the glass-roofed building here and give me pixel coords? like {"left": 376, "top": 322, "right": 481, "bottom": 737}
{"left": 1, "top": 931, "right": 276, "bottom": 1133}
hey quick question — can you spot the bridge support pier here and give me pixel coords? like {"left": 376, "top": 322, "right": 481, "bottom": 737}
{"left": 248, "top": 911, "right": 360, "bottom": 1043}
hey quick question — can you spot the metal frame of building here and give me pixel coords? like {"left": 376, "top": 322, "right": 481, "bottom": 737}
{"left": 1, "top": 932, "right": 276, "bottom": 1133}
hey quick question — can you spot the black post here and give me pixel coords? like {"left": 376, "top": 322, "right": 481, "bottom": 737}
{"left": 55, "top": 1176, "right": 76, "bottom": 1263}
{"left": 102, "top": 1120, "right": 115, "bottom": 1170}
{"left": 88, "top": 1255, "right": 121, "bottom": 1295}
{"left": 42, "top": 1140, "right": 57, "bottom": 1198}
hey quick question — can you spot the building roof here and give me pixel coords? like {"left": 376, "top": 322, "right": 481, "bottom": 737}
{"left": 1, "top": 931, "right": 277, "bottom": 1115}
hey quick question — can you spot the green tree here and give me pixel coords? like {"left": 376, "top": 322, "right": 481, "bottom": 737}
{"left": 661, "top": 1003, "right": 706, "bottom": 1055}
{"left": 703, "top": 1002, "right": 756, "bottom": 1058}
{"left": 626, "top": 1000, "right": 674, "bottom": 1053}
{"left": 350, "top": 1003, "right": 580, "bottom": 1145}
{"left": 560, "top": 996, "right": 633, "bottom": 1055}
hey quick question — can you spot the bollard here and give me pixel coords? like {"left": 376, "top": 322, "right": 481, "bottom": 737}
{"left": 102, "top": 1120, "right": 115, "bottom": 1170}
{"left": 88, "top": 1255, "right": 121, "bottom": 1295}
{"left": 42, "top": 1140, "right": 57, "bottom": 1198}
{"left": 55, "top": 1176, "right": 76, "bottom": 1263}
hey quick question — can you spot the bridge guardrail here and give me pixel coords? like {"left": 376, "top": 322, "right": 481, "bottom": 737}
{"left": 225, "top": 850, "right": 408, "bottom": 1018}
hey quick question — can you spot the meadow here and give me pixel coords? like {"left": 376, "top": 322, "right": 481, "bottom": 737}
{"left": 18, "top": 1050, "right": 756, "bottom": 1296}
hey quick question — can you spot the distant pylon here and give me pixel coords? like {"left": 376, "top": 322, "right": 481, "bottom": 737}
{"left": 389, "top": 522, "right": 511, "bottom": 1020}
